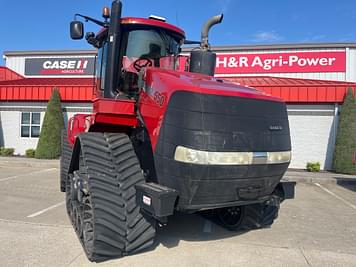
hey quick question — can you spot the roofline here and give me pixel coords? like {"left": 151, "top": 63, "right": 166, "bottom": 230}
{"left": 3, "top": 50, "right": 97, "bottom": 57}
{"left": 4, "top": 42, "right": 356, "bottom": 57}
{"left": 182, "top": 42, "right": 356, "bottom": 52}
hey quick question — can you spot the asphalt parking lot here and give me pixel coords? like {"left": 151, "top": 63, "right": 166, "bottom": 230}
{"left": 0, "top": 160, "right": 356, "bottom": 267}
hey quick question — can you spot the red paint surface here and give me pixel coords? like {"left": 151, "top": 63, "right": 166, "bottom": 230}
{"left": 138, "top": 68, "right": 283, "bottom": 151}
{"left": 93, "top": 98, "right": 136, "bottom": 114}
{"left": 67, "top": 114, "right": 90, "bottom": 145}
{"left": 68, "top": 99, "right": 138, "bottom": 145}
{"left": 215, "top": 51, "right": 346, "bottom": 74}
{"left": 226, "top": 76, "right": 356, "bottom": 103}
{"left": 97, "top": 17, "right": 186, "bottom": 40}
{"left": 121, "top": 17, "right": 185, "bottom": 37}
{"left": 0, "top": 71, "right": 94, "bottom": 102}
{"left": 93, "top": 98, "right": 138, "bottom": 126}
{"left": 0, "top": 66, "right": 23, "bottom": 81}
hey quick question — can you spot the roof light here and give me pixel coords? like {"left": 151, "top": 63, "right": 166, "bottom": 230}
{"left": 149, "top": 15, "right": 166, "bottom": 22}
{"left": 102, "top": 7, "right": 110, "bottom": 19}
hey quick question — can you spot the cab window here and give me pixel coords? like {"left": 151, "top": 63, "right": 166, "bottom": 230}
{"left": 95, "top": 41, "right": 108, "bottom": 91}
{"left": 122, "top": 29, "right": 181, "bottom": 71}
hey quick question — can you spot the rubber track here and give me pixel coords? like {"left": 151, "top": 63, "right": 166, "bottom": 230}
{"left": 60, "top": 129, "right": 72, "bottom": 192}
{"left": 75, "top": 132, "right": 155, "bottom": 262}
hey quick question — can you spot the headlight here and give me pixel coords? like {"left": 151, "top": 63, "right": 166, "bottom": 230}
{"left": 267, "top": 151, "right": 291, "bottom": 164}
{"left": 174, "top": 146, "right": 291, "bottom": 165}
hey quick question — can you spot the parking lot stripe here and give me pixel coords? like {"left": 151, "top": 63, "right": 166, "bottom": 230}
{"left": 27, "top": 201, "right": 65, "bottom": 218}
{"left": 314, "top": 183, "right": 356, "bottom": 210}
{"left": 0, "top": 168, "right": 57, "bottom": 182}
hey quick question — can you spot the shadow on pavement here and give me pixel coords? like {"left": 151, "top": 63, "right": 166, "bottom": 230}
{"left": 335, "top": 177, "right": 356, "bottom": 192}
{"left": 155, "top": 212, "right": 247, "bottom": 249}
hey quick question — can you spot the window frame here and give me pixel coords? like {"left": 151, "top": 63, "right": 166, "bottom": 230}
{"left": 20, "top": 112, "right": 41, "bottom": 138}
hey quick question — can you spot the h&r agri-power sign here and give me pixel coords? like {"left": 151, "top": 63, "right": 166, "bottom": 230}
{"left": 215, "top": 51, "right": 346, "bottom": 74}
{"left": 25, "top": 57, "right": 95, "bottom": 76}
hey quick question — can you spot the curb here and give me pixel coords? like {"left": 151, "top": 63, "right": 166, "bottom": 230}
{"left": 284, "top": 176, "right": 337, "bottom": 184}
{"left": 0, "top": 157, "right": 59, "bottom": 168}
{"left": 284, "top": 172, "right": 356, "bottom": 185}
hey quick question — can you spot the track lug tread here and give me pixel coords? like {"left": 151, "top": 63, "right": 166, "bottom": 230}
{"left": 66, "top": 132, "right": 155, "bottom": 262}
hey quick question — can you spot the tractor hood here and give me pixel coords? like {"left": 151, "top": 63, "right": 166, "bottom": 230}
{"left": 143, "top": 68, "right": 283, "bottom": 103}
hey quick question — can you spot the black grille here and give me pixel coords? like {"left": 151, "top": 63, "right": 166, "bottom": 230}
{"left": 153, "top": 91, "right": 291, "bottom": 209}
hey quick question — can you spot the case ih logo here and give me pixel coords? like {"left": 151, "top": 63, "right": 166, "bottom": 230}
{"left": 25, "top": 57, "right": 95, "bottom": 76}
{"left": 215, "top": 51, "right": 346, "bottom": 74}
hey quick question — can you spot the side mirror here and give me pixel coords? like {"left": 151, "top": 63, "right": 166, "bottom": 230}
{"left": 70, "top": 21, "right": 84, "bottom": 40}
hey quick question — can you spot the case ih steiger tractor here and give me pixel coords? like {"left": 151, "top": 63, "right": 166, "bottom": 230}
{"left": 60, "top": 0, "right": 295, "bottom": 262}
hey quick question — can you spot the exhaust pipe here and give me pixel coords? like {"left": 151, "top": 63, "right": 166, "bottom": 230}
{"left": 201, "top": 14, "right": 224, "bottom": 50}
{"left": 104, "top": 0, "right": 123, "bottom": 98}
{"left": 189, "top": 14, "right": 224, "bottom": 76}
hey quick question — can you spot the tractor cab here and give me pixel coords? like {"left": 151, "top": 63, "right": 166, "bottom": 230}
{"left": 96, "top": 19, "right": 184, "bottom": 98}
{"left": 71, "top": 10, "right": 185, "bottom": 99}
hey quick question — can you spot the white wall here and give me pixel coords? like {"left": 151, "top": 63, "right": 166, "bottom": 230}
{"left": 287, "top": 104, "right": 337, "bottom": 170}
{"left": 0, "top": 102, "right": 92, "bottom": 155}
{"left": 0, "top": 110, "right": 45, "bottom": 155}
{"left": 347, "top": 47, "right": 356, "bottom": 82}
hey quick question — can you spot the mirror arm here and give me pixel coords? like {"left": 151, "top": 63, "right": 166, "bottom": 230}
{"left": 184, "top": 40, "right": 201, "bottom": 45}
{"left": 74, "top": 14, "right": 108, "bottom": 28}
{"left": 85, "top": 34, "right": 101, "bottom": 48}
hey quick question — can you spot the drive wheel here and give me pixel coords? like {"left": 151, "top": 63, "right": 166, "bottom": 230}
{"left": 216, "top": 206, "right": 244, "bottom": 231}
{"left": 67, "top": 132, "right": 156, "bottom": 262}
{"left": 60, "top": 129, "right": 72, "bottom": 192}
{"left": 241, "top": 203, "right": 280, "bottom": 230}
{"left": 216, "top": 202, "right": 280, "bottom": 231}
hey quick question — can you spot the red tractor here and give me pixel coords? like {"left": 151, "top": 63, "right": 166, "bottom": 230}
{"left": 61, "top": 0, "right": 295, "bottom": 262}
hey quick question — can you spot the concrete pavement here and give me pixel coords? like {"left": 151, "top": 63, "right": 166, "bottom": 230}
{"left": 0, "top": 160, "right": 355, "bottom": 266}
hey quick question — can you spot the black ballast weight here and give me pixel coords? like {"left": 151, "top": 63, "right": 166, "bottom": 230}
{"left": 135, "top": 183, "right": 178, "bottom": 219}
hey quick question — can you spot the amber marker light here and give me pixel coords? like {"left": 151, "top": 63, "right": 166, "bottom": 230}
{"left": 102, "top": 7, "right": 110, "bottom": 19}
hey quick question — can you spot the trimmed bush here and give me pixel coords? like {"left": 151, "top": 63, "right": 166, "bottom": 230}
{"left": 35, "top": 89, "right": 65, "bottom": 159}
{"left": 333, "top": 88, "right": 356, "bottom": 174}
{"left": 0, "top": 147, "right": 15, "bottom": 156}
{"left": 25, "top": 149, "right": 36, "bottom": 158}
{"left": 306, "top": 162, "right": 320, "bottom": 172}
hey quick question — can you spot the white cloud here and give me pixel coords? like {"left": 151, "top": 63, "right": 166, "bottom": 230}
{"left": 301, "top": 34, "right": 326, "bottom": 43}
{"left": 252, "top": 31, "right": 283, "bottom": 42}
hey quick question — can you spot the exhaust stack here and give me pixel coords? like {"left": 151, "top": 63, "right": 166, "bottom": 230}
{"left": 201, "top": 14, "right": 224, "bottom": 50}
{"left": 104, "top": 0, "right": 123, "bottom": 98}
{"left": 189, "top": 14, "right": 224, "bottom": 76}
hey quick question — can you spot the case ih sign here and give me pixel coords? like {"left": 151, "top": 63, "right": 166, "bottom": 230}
{"left": 25, "top": 57, "right": 95, "bottom": 76}
{"left": 215, "top": 51, "right": 346, "bottom": 74}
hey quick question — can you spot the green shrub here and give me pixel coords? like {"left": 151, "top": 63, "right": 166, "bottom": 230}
{"left": 333, "top": 88, "right": 356, "bottom": 174}
{"left": 35, "top": 88, "right": 65, "bottom": 159}
{"left": 25, "top": 149, "right": 36, "bottom": 158}
{"left": 306, "top": 162, "right": 321, "bottom": 172}
{"left": 0, "top": 147, "right": 15, "bottom": 156}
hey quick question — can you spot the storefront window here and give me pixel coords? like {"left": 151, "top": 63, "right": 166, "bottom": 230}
{"left": 21, "top": 112, "right": 41, "bottom": 138}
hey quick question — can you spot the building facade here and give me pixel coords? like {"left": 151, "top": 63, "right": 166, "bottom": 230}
{"left": 1, "top": 43, "right": 356, "bottom": 169}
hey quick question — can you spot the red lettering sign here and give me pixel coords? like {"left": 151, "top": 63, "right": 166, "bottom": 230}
{"left": 215, "top": 51, "right": 346, "bottom": 74}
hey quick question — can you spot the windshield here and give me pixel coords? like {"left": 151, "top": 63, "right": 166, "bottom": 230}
{"left": 122, "top": 29, "right": 181, "bottom": 71}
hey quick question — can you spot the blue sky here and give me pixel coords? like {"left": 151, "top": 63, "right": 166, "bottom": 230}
{"left": 1, "top": 0, "right": 356, "bottom": 65}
